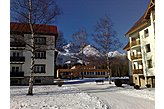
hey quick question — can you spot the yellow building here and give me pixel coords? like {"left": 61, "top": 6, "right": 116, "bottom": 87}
{"left": 124, "top": 0, "right": 155, "bottom": 87}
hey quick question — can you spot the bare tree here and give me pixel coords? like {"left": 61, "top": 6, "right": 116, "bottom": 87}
{"left": 56, "top": 31, "right": 67, "bottom": 52}
{"left": 11, "top": 0, "right": 61, "bottom": 95}
{"left": 71, "top": 28, "right": 89, "bottom": 65}
{"left": 92, "top": 15, "right": 121, "bottom": 82}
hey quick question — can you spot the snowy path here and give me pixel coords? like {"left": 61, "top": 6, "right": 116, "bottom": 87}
{"left": 71, "top": 81, "right": 155, "bottom": 109}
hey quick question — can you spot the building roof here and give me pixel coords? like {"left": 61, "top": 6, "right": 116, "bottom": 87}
{"left": 125, "top": 15, "right": 147, "bottom": 36}
{"left": 144, "top": 0, "right": 155, "bottom": 19}
{"left": 123, "top": 42, "right": 130, "bottom": 51}
{"left": 10, "top": 22, "right": 58, "bottom": 36}
{"left": 125, "top": 0, "right": 155, "bottom": 36}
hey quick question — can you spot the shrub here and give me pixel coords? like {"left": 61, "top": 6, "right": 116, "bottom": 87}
{"left": 134, "top": 85, "right": 140, "bottom": 90}
{"left": 56, "top": 80, "right": 64, "bottom": 87}
{"left": 146, "top": 84, "right": 151, "bottom": 88}
{"left": 114, "top": 79, "right": 122, "bottom": 87}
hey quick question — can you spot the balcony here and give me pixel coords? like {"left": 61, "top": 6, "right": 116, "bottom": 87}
{"left": 131, "top": 40, "right": 140, "bottom": 47}
{"left": 10, "top": 42, "right": 26, "bottom": 47}
{"left": 10, "top": 71, "right": 24, "bottom": 78}
{"left": 131, "top": 54, "right": 142, "bottom": 60}
{"left": 10, "top": 56, "right": 25, "bottom": 62}
{"left": 133, "top": 69, "right": 143, "bottom": 74}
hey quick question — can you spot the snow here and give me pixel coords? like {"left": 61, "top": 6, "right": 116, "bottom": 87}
{"left": 10, "top": 85, "right": 109, "bottom": 109}
{"left": 82, "top": 45, "right": 101, "bottom": 57}
{"left": 108, "top": 51, "right": 125, "bottom": 57}
{"left": 71, "top": 80, "right": 155, "bottom": 109}
{"left": 11, "top": 79, "right": 155, "bottom": 109}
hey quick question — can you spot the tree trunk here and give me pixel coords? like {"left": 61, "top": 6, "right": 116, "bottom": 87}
{"left": 27, "top": 0, "right": 35, "bottom": 96}
{"left": 27, "top": 72, "right": 34, "bottom": 95}
{"left": 106, "top": 53, "right": 111, "bottom": 84}
{"left": 27, "top": 32, "right": 35, "bottom": 95}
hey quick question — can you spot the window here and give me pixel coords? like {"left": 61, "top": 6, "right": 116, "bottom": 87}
{"left": 34, "top": 37, "right": 46, "bottom": 45}
{"left": 144, "top": 29, "right": 149, "bottom": 37}
{"left": 145, "top": 44, "right": 151, "bottom": 52}
{"left": 147, "top": 59, "right": 153, "bottom": 68}
{"left": 13, "top": 52, "right": 20, "bottom": 57}
{"left": 11, "top": 79, "right": 19, "bottom": 84}
{"left": 34, "top": 51, "right": 46, "bottom": 59}
{"left": 35, "top": 79, "right": 41, "bottom": 84}
{"left": 34, "top": 64, "right": 46, "bottom": 73}
{"left": 11, "top": 67, "right": 20, "bottom": 72}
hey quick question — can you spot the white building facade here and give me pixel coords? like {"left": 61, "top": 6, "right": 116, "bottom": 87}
{"left": 124, "top": 0, "right": 155, "bottom": 87}
{"left": 10, "top": 22, "right": 58, "bottom": 85}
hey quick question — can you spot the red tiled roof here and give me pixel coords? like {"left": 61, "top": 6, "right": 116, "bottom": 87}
{"left": 10, "top": 22, "right": 58, "bottom": 35}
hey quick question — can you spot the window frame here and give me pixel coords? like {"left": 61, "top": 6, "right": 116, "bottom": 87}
{"left": 34, "top": 37, "right": 46, "bottom": 45}
{"left": 34, "top": 51, "right": 46, "bottom": 59}
{"left": 34, "top": 64, "right": 46, "bottom": 73}
{"left": 144, "top": 29, "right": 149, "bottom": 37}
{"left": 145, "top": 44, "right": 151, "bottom": 53}
{"left": 147, "top": 59, "right": 153, "bottom": 68}
{"left": 11, "top": 66, "right": 20, "bottom": 72}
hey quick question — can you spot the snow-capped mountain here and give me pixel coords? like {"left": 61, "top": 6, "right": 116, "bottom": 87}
{"left": 108, "top": 51, "right": 126, "bottom": 57}
{"left": 80, "top": 45, "right": 102, "bottom": 57}
{"left": 56, "top": 43, "right": 125, "bottom": 65}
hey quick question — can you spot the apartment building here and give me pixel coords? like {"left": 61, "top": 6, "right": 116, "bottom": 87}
{"left": 10, "top": 22, "right": 58, "bottom": 85}
{"left": 124, "top": 0, "right": 155, "bottom": 87}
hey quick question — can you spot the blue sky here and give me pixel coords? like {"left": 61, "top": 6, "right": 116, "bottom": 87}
{"left": 55, "top": 0, "right": 149, "bottom": 53}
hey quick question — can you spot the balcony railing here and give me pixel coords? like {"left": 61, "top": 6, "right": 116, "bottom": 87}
{"left": 10, "top": 71, "right": 24, "bottom": 77}
{"left": 10, "top": 42, "right": 26, "bottom": 47}
{"left": 10, "top": 56, "right": 25, "bottom": 62}
{"left": 131, "top": 40, "right": 140, "bottom": 47}
{"left": 131, "top": 54, "right": 142, "bottom": 60}
{"left": 133, "top": 69, "right": 143, "bottom": 74}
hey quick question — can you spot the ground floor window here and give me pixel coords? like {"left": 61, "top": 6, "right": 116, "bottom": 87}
{"left": 35, "top": 79, "right": 41, "bottom": 84}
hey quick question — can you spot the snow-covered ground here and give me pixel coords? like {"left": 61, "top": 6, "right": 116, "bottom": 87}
{"left": 11, "top": 79, "right": 155, "bottom": 109}
{"left": 10, "top": 85, "right": 108, "bottom": 109}
{"left": 71, "top": 80, "right": 155, "bottom": 109}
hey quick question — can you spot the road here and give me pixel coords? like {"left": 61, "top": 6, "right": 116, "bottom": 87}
{"left": 71, "top": 82, "right": 155, "bottom": 109}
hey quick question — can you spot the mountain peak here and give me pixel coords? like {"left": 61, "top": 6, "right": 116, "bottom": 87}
{"left": 108, "top": 51, "right": 125, "bottom": 57}
{"left": 81, "top": 45, "right": 101, "bottom": 57}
